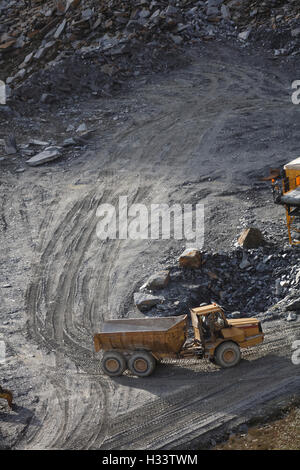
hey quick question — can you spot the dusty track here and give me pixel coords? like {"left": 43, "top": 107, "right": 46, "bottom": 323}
{"left": 0, "top": 43, "right": 299, "bottom": 449}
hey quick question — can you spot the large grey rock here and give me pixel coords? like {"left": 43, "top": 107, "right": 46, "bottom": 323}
{"left": 134, "top": 292, "right": 163, "bottom": 311}
{"left": 26, "top": 147, "right": 61, "bottom": 166}
{"left": 141, "top": 270, "right": 170, "bottom": 291}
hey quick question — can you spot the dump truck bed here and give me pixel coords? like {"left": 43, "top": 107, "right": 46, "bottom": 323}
{"left": 94, "top": 315, "right": 187, "bottom": 354}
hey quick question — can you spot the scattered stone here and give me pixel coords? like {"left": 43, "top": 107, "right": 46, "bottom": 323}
{"left": 26, "top": 147, "right": 62, "bottom": 166}
{"left": 291, "top": 28, "right": 300, "bottom": 38}
{"left": 170, "top": 34, "right": 183, "bottom": 45}
{"left": 134, "top": 292, "right": 163, "bottom": 312}
{"left": 76, "top": 123, "right": 88, "bottom": 134}
{"left": 54, "top": 19, "right": 67, "bottom": 39}
{"left": 165, "top": 5, "right": 178, "bottom": 16}
{"left": 238, "top": 228, "right": 265, "bottom": 249}
{"left": 4, "top": 135, "right": 17, "bottom": 155}
{"left": 63, "top": 137, "right": 76, "bottom": 147}
{"left": 40, "top": 93, "right": 56, "bottom": 104}
{"left": 238, "top": 29, "right": 251, "bottom": 41}
{"left": 286, "top": 312, "right": 297, "bottom": 322}
{"left": 179, "top": 248, "right": 202, "bottom": 268}
{"left": 221, "top": 5, "right": 230, "bottom": 20}
{"left": 29, "top": 139, "right": 50, "bottom": 147}
{"left": 239, "top": 253, "right": 250, "bottom": 270}
{"left": 275, "top": 279, "right": 282, "bottom": 296}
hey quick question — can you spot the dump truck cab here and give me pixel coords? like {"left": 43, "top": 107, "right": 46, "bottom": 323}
{"left": 189, "top": 303, "right": 264, "bottom": 367}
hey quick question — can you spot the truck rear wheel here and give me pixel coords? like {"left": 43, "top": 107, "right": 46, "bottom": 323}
{"left": 214, "top": 341, "right": 241, "bottom": 368}
{"left": 128, "top": 351, "right": 156, "bottom": 377}
{"left": 101, "top": 351, "right": 127, "bottom": 377}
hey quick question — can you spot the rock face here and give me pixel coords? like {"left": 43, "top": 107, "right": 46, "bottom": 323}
{"left": 141, "top": 270, "right": 170, "bottom": 291}
{"left": 134, "top": 292, "right": 163, "bottom": 312}
{"left": 179, "top": 249, "right": 202, "bottom": 268}
{"left": 2, "top": 0, "right": 300, "bottom": 105}
{"left": 238, "top": 228, "right": 265, "bottom": 249}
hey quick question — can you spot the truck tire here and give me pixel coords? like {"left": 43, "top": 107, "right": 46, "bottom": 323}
{"left": 101, "top": 351, "right": 127, "bottom": 377}
{"left": 128, "top": 351, "right": 156, "bottom": 377}
{"left": 214, "top": 341, "right": 241, "bottom": 368}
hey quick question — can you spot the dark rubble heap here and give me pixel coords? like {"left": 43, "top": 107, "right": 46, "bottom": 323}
{"left": 132, "top": 246, "right": 300, "bottom": 321}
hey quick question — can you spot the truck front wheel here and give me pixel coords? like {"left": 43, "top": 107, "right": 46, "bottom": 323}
{"left": 102, "top": 351, "right": 127, "bottom": 377}
{"left": 214, "top": 341, "right": 241, "bottom": 368}
{"left": 128, "top": 351, "right": 156, "bottom": 377}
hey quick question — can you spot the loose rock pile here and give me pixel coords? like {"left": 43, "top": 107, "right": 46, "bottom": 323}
{"left": 134, "top": 245, "right": 300, "bottom": 322}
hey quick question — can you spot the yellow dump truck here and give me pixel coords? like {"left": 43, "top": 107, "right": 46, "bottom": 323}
{"left": 94, "top": 303, "right": 264, "bottom": 377}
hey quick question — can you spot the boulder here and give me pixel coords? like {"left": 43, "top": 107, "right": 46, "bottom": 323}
{"left": 141, "top": 270, "right": 170, "bottom": 291}
{"left": 237, "top": 228, "right": 265, "bottom": 249}
{"left": 179, "top": 248, "right": 202, "bottom": 268}
{"left": 134, "top": 292, "right": 163, "bottom": 312}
